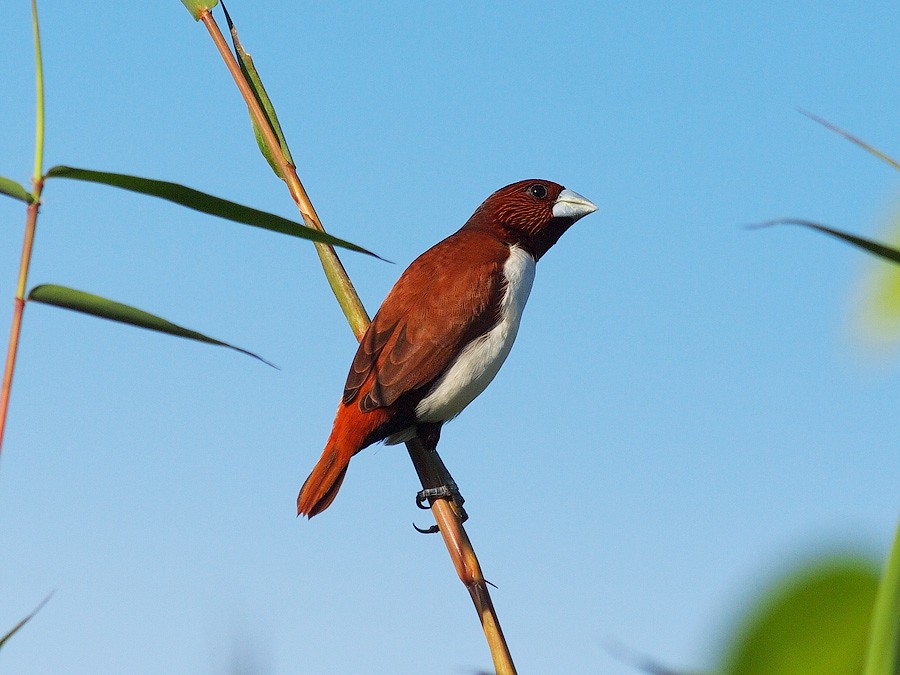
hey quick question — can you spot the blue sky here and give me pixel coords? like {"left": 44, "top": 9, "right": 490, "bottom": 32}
{"left": 1, "top": 2, "right": 898, "bottom": 673}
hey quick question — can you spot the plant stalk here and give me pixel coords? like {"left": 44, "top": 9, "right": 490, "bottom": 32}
{"left": 201, "top": 10, "right": 368, "bottom": 337}
{"left": 0, "top": 0, "right": 46, "bottom": 459}
{"left": 199, "top": 10, "right": 517, "bottom": 673}
{"left": 405, "top": 436, "right": 516, "bottom": 674}
{"left": 0, "top": 203, "right": 39, "bottom": 456}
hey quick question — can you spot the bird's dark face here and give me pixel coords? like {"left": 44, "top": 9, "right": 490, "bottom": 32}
{"left": 467, "top": 179, "right": 598, "bottom": 258}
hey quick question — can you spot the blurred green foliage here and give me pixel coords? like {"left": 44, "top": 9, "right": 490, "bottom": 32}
{"left": 720, "top": 558, "right": 880, "bottom": 675}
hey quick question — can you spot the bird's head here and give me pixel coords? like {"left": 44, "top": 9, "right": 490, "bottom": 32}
{"left": 467, "top": 179, "right": 598, "bottom": 259}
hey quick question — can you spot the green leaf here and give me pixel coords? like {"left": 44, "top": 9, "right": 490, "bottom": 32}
{"left": 222, "top": 2, "right": 295, "bottom": 178}
{"left": 181, "top": 0, "right": 219, "bottom": 21}
{"left": 0, "top": 176, "right": 33, "bottom": 204}
{"left": 857, "top": 210, "right": 900, "bottom": 342}
{"left": 31, "top": 0, "right": 45, "bottom": 183}
{"left": 28, "top": 284, "right": 275, "bottom": 368}
{"left": 752, "top": 219, "right": 900, "bottom": 266}
{"left": 864, "top": 520, "right": 900, "bottom": 675}
{"left": 0, "top": 592, "right": 53, "bottom": 652}
{"left": 799, "top": 110, "right": 900, "bottom": 171}
{"left": 720, "top": 557, "right": 880, "bottom": 675}
{"left": 44, "top": 165, "right": 380, "bottom": 258}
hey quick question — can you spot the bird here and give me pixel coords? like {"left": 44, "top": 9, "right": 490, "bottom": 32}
{"left": 297, "top": 179, "right": 597, "bottom": 518}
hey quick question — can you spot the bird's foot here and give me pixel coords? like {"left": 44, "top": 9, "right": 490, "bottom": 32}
{"left": 415, "top": 483, "right": 465, "bottom": 509}
{"left": 413, "top": 482, "right": 468, "bottom": 534}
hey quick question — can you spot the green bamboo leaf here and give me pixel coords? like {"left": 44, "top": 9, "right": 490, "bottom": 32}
{"left": 752, "top": 219, "right": 900, "bottom": 266}
{"left": 720, "top": 557, "right": 880, "bottom": 675}
{"left": 44, "top": 165, "right": 381, "bottom": 258}
{"left": 31, "top": 0, "right": 44, "bottom": 183}
{"left": 0, "top": 592, "right": 53, "bottom": 652}
{"left": 181, "top": 0, "right": 219, "bottom": 21}
{"left": 857, "top": 210, "right": 900, "bottom": 344}
{"left": 799, "top": 109, "right": 900, "bottom": 171}
{"left": 864, "top": 520, "right": 900, "bottom": 675}
{"left": 28, "top": 284, "right": 275, "bottom": 368}
{"left": 0, "top": 176, "right": 33, "bottom": 204}
{"left": 222, "top": 2, "right": 295, "bottom": 178}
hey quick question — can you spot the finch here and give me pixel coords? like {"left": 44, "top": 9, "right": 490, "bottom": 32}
{"left": 298, "top": 179, "right": 597, "bottom": 517}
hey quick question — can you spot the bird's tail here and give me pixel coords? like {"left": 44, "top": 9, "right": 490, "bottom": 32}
{"left": 297, "top": 404, "right": 390, "bottom": 518}
{"left": 297, "top": 445, "right": 351, "bottom": 518}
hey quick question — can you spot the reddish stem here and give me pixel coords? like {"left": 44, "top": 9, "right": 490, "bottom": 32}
{"left": 0, "top": 193, "right": 41, "bottom": 459}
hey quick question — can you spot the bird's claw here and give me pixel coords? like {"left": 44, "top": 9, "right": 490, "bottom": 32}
{"left": 415, "top": 483, "right": 463, "bottom": 509}
{"left": 413, "top": 522, "right": 440, "bottom": 534}
{"left": 412, "top": 482, "right": 469, "bottom": 534}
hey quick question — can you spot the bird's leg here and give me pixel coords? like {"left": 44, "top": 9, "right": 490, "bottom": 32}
{"left": 411, "top": 424, "right": 468, "bottom": 533}
{"left": 416, "top": 423, "right": 466, "bottom": 508}
{"left": 415, "top": 450, "right": 466, "bottom": 512}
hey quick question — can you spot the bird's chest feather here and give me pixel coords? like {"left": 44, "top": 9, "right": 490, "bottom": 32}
{"left": 415, "top": 245, "right": 535, "bottom": 423}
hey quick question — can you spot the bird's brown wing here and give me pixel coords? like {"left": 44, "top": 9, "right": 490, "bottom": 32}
{"left": 343, "top": 232, "right": 507, "bottom": 412}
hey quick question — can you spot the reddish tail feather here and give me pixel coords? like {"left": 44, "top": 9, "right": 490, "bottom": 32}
{"left": 297, "top": 403, "right": 391, "bottom": 518}
{"left": 297, "top": 446, "right": 351, "bottom": 517}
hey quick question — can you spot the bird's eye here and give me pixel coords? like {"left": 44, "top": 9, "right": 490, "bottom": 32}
{"left": 528, "top": 184, "right": 547, "bottom": 199}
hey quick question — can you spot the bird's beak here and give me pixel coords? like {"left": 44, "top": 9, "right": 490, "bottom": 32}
{"left": 552, "top": 189, "right": 598, "bottom": 221}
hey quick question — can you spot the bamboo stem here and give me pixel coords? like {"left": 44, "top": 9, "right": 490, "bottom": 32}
{"left": 406, "top": 437, "right": 516, "bottom": 674}
{"left": 201, "top": 11, "right": 369, "bottom": 337}
{"left": 200, "top": 10, "right": 517, "bottom": 673}
{"left": 0, "top": 302, "right": 28, "bottom": 458}
{"left": 0, "top": 191, "right": 42, "bottom": 458}
{"left": 0, "top": 0, "right": 46, "bottom": 460}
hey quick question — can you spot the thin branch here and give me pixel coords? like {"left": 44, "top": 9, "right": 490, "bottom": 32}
{"left": 0, "top": 198, "right": 40, "bottom": 456}
{"left": 0, "top": 0, "right": 46, "bottom": 459}
{"left": 198, "top": 9, "right": 517, "bottom": 673}
{"left": 200, "top": 10, "right": 369, "bottom": 337}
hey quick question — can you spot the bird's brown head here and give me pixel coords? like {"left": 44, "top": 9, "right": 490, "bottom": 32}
{"left": 465, "top": 179, "right": 598, "bottom": 259}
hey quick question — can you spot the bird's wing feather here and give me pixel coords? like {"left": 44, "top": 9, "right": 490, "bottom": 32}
{"left": 343, "top": 232, "right": 507, "bottom": 411}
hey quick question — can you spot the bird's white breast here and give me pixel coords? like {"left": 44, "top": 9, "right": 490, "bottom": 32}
{"left": 415, "top": 245, "right": 536, "bottom": 424}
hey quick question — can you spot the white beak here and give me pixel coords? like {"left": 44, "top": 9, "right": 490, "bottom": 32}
{"left": 552, "top": 189, "right": 598, "bottom": 221}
